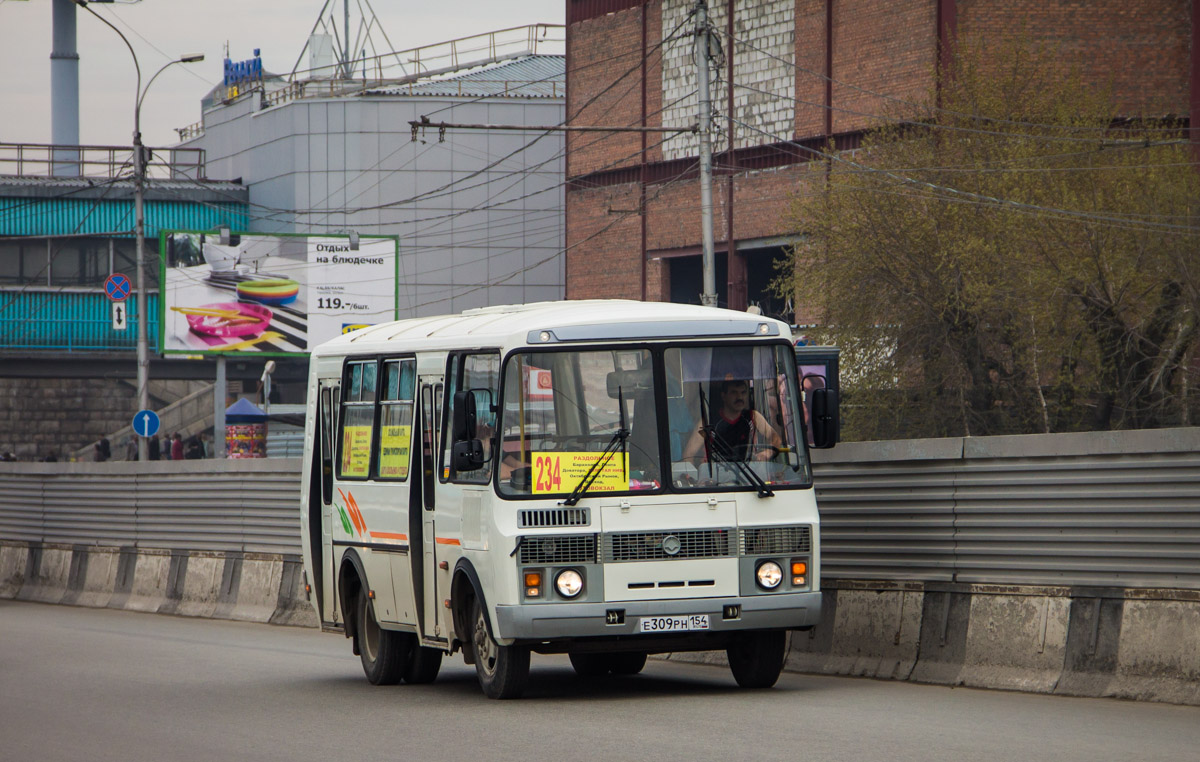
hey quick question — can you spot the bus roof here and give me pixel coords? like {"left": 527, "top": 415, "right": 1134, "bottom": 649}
{"left": 313, "top": 300, "right": 792, "bottom": 356}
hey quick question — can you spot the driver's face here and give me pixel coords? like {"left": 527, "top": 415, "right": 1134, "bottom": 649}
{"left": 722, "top": 383, "right": 749, "bottom": 414}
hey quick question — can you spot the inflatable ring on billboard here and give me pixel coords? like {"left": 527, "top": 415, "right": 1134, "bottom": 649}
{"left": 237, "top": 278, "right": 300, "bottom": 305}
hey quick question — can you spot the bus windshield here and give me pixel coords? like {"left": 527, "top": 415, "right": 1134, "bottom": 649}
{"left": 496, "top": 343, "right": 811, "bottom": 498}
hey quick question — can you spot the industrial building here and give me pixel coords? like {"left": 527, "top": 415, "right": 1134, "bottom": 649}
{"left": 1, "top": 16, "right": 566, "bottom": 460}
{"left": 562, "top": 0, "right": 1197, "bottom": 321}
{"left": 180, "top": 26, "right": 566, "bottom": 317}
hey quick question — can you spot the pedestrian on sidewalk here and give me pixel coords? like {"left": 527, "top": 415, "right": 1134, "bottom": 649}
{"left": 171, "top": 433, "right": 184, "bottom": 461}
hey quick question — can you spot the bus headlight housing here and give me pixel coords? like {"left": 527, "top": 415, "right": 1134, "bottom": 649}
{"left": 555, "top": 569, "right": 584, "bottom": 598}
{"left": 755, "top": 561, "right": 783, "bottom": 590}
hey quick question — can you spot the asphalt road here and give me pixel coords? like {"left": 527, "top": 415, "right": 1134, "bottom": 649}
{"left": 2, "top": 599, "right": 1197, "bottom": 762}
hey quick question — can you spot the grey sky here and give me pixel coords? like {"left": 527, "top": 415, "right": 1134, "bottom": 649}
{"left": 0, "top": 0, "right": 563, "bottom": 151}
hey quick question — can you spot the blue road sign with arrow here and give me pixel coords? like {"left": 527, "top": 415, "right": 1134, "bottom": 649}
{"left": 133, "top": 409, "right": 161, "bottom": 438}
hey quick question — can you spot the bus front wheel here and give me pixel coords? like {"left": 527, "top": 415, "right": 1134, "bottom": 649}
{"left": 471, "top": 597, "right": 530, "bottom": 699}
{"left": 357, "top": 588, "right": 410, "bottom": 685}
{"left": 727, "top": 630, "right": 787, "bottom": 689}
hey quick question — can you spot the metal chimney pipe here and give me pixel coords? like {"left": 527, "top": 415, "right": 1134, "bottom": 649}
{"left": 51, "top": 0, "right": 81, "bottom": 176}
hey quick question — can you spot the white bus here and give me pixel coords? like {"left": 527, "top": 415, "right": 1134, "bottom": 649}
{"left": 300, "top": 300, "right": 838, "bottom": 699}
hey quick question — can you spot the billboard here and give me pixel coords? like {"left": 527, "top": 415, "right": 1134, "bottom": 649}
{"left": 160, "top": 231, "right": 398, "bottom": 355}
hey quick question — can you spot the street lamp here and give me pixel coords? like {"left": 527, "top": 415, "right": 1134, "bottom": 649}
{"left": 76, "top": 1, "right": 203, "bottom": 460}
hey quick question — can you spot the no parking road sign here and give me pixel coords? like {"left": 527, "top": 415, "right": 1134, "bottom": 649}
{"left": 133, "top": 409, "right": 161, "bottom": 438}
{"left": 104, "top": 273, "right": 132, "bottom": 302}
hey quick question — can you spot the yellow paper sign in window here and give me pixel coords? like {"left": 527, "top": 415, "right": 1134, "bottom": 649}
{"left": 379, "top": 425, "right": 411, "bottom": 479}
{"left": 341, "top": 425, "right": 373, "bottom": 477}
{"left": 531, "top": 451, "right": 628, "bottom": 494}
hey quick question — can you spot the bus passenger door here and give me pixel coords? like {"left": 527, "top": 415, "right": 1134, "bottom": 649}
{"left": 417, "top": 378, "right": 444, "bottom": 641}
{"left": 317, "top": 382, "right": 338, "bottom": 622}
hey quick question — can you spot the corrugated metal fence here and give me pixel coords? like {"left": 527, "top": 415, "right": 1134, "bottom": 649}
{"left": 0, "top": 459, "right": 301, "bottom": 554}
{"left": 812, "top": 428, "right": 1200, "bottom": 589}
{"left": 2, "top": 428, "right": 1199, "bottom": 589}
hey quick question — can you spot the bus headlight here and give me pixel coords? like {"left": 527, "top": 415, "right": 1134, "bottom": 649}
{"left": 755, "top": 561, "right": 783, "bottom": 590}
{"left": 555, "top": 569, "right": 584, "bottom": 598}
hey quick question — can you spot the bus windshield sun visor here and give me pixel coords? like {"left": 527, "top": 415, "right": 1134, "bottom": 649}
{"left": 528, "top": 320, "right": 779, "bottom": 344}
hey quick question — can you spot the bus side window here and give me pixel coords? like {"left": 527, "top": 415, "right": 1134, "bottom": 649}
{"left": 378, "top": 359, "right": 415, "bottom": 481}
{"left": 445, "top": 352, "right": 500, "bottom": 484}
{"left": 337, "top": 359, "right": 377, "bottom": 480}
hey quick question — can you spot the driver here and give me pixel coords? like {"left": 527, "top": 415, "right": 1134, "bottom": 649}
{"left": 681, "top": 378, "right": 782, "bottom": 463}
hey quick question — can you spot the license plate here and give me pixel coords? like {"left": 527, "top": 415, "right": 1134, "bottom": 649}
{"left": 636, "top": 614, "right": 710, "bottom": 633}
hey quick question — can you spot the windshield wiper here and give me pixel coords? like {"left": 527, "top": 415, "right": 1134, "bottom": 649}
{"left": 698, "top": 426, "right": 775, "bottom": 498}
{"left": 561, "top": 386, "right": 629, "bottom": 507}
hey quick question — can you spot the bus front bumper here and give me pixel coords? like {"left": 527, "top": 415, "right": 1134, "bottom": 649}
{"left": 493, "top": 591, "right": 821, "bottom": 642}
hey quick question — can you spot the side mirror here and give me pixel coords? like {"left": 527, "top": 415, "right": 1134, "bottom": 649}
{"left": 452, "top": 390, "right": 477, "bottom": 442}
{"left": 452, "top": 439, "right": 485, "bottom": 472}
{"left": 809, "top": 388, "right": 840, "bottom": 449}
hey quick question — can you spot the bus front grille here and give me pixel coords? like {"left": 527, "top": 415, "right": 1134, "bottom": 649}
{"left": 518, "top": 507, "right": 590, "bottom": 528}
{"left": 739, "top": 526, "right": 812, "bottom": 555}
{"left": 517, "top": 534, "right": 597, "bottom": 564}
{"left": 602, "top": 529, "right": 736, "bottom": 562}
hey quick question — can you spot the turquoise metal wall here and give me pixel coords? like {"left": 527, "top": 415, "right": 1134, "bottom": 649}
{"left": 0, "top": 290, "right": 159, "bottom": 351}
{"left": 0, "top": 198, "right": 249, "bottom": 237}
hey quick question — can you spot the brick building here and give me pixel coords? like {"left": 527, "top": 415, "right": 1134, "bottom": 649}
{"left": 564, "top": 0, "right": 1198, "bottom": 322}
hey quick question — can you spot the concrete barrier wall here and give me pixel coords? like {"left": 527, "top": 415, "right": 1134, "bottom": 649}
{"left": 665, "top": 579, "right": 1200, "bottom": 706}
{"left": 0, "top": 540, "right": 318, "bottom": 629}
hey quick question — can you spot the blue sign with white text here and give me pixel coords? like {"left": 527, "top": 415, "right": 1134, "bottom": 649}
{"left": 224, "top": 49, "right": 263, "bottom": 87}
{"left": 133, "top": 409, "right": 161, "bottom": 438}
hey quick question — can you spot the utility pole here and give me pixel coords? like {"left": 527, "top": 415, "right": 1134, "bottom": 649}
{"left": 694, "top": 0, "right": 718, "bottom": 307}
{"left": 78, "top": 1, "right": 203, "bottom": 460}
{"left": 133, "top": 132, "right": 149, "bottom": 462}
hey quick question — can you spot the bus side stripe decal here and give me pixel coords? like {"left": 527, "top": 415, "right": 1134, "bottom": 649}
{"left": 435, "top": 537, "right": 461, "bottom": 546}
{"left": 369, "top": 531, "right": 408, "bottom": 541}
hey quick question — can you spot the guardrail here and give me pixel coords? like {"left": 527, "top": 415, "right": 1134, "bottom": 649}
{"left": 0, "top": 141, "right": 208, "bottom": 181}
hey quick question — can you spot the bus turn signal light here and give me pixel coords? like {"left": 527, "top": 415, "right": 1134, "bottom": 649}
{"left": 792, "top": 561, "right": 807, "bottom": 586}
{"left": 525, "top": 571, "right": 542, "bottom": 598}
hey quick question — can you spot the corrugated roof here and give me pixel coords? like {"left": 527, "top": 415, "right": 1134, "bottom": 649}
{"left": 364, "top": 54, "right": 564, "bottom": 99}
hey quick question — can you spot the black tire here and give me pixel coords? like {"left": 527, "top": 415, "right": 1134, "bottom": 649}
{"left": 471, "top": 597, "right": 530, "bottom": 699}
{"left": 569, "top": 651, "right": 647, "bottom": 676}
{"left": 608, "top": 652, "right": 648, "bottom": 675}
{"left": 357, "top": 588, "right": 410, "bottom": 685}
{"left": 727, "top": 630, "right": 787, "bottom": 689}
{"left": 405, "top": 642, "right": 443, "bottom": 684}
{"left": 568, "top": 652, "right": 610, "bottom": 677}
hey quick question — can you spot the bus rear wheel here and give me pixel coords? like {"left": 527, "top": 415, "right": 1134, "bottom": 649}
{"left": 357, "top": 588, "right": 410, "bottom": 685}
{"left": 726, "top": 630, "right": 787, "bottom": 689}
{"left": 406, "top": 642, "right": 443, "bottom": 684}
{"left": 471, "top": 597, "right": 529, "bottom": 699}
